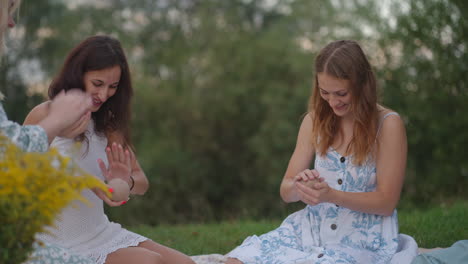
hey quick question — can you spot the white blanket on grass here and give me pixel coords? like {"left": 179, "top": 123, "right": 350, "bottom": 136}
{"left": 191, "top": 254, "right": 227, "bottom": 264}
{"left": 191, "top": 234, "right": 420, "bottom": 264}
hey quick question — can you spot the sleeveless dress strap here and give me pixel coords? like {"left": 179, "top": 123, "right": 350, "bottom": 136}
{"left": 377, "top": 112, "right": 399, "bottom": 137}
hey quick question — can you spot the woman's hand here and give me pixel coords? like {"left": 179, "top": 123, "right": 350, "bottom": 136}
{"left": 47, "top": 89, "right": 93, "bottom": 130}
{"left": 293, "top": 169, "right": 320, "bottom": 182}
{"left": 91, "top": 186, "right": 127, "bottom": 207}
{"left": 97, "top": 142, "right": 132, "bottom": 187}
{"left": 294, "top": 169, "right": 332, "bottom": 206}
{"left": 57, "top": 111, "right": 91, "bottom": 138}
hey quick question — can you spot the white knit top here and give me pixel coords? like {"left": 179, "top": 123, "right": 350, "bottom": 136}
{"left": 36, "top": 121, "right": 147, "bottom": 264}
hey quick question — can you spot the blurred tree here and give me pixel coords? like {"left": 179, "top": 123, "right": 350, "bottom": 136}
{"left": 4, "top": 0, "right": 465, "bottom": 225}
{"left": 380, "top": 0, "right": 468, "bottom": 206}
{"left": 0, "top": 0, "right": 63, "bottom": 122}
{"left": 109, "top": 0, "right": 388, "bottom": 224}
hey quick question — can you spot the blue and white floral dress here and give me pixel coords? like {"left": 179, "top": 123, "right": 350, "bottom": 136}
{"left": 227, "top": 113, "right": 418, "bottom": 264}
{"left": 0, "top": 103, "right": 48, "bottom": 152}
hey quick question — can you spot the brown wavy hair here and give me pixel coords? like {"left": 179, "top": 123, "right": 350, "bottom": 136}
{"left": 48, "top": 35, "right": 133, "bottom": 149}
{"left": 309, "top": 40, "right": 378, "bottom": 165}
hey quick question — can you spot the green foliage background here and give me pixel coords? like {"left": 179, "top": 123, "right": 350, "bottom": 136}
{"left": 1, "top": 0, "right": 467, "bottom": 225}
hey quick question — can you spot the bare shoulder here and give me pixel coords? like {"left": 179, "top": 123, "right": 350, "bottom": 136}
{"left": 297, "top": 112, "right": 314, "bottom": 136}
{"left": 378, "top": 106, "right": 403, "bottom": 124}
{"left": 377, "top": 107, "right": 406, "bottom": 139}
{"left": 23, "top": 101, "right": 52, "bottom": 125}
{"left": 295, "top": 112, "right": 315, "bottom": 150}
{"left": 303, "top": 112, "right": 313, "bottom": 125}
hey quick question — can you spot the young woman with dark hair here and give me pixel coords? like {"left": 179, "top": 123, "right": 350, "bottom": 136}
{"left": 25, "top": 35, "right": 195, "bottom": 264}
{"left": 47, "top": 35, "right": 133, "bottom": 149}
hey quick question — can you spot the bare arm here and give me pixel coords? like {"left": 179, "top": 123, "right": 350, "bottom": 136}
{"left": 107, "top": 132, "right": 149, "bottom": 195}
{"left": 128, "top": 155, "right": 149, "bottom": 195}
{"left": 331, "top": 115, "right": 407, "bottom": 215}
{"left": 280, "top": 114, "right": 316, "bottom": 203}
{"left": 298, "top": 114, "right": 407, "bottom": 216}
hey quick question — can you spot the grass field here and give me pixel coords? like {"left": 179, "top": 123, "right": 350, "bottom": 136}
{"left": 129, "top": 201, "right": 468, "bottom": 256}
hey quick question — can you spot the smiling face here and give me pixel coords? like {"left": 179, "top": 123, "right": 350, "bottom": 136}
{"left": 83, "top": 65, "right": 121, "bottom": 112}
{"left": 317, "top": 73, "right": 352, "bottom": 118}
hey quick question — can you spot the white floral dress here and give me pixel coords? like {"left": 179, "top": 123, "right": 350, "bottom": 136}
{"left": 0, "top": 102, "right": 94, "bottom": 264}
{"left": 227, "top": 113, "right": 419, "bottom": 264}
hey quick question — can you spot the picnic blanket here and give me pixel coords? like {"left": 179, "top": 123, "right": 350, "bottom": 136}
{"left": 189, "top": 243, "right": 468, "bottom": 264}
{"left": 191, "top": 254, "right": 227, "bottom": 264}
{"left": 412, "top": 240, "right": 468, "bottom": 264}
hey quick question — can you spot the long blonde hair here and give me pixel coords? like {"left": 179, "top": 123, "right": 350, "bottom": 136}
{"left": 309, "top": 40, "right": 378, "bottom": 165}
{"left": 0, "top": 0, "right": 21, "bottom": 56}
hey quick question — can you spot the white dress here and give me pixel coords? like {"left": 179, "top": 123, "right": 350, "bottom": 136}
{"left": 36, "top": 121, "right": 148, "bottom": 264}
{"left": 1, "top": 103, "right": 94, "bottom": 263}
{"left": 227, "top": 112, "right": 419, "bottom": 264}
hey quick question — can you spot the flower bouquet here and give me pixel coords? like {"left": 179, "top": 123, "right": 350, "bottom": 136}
{"left": 0, "top": 135, "right": 108, "bottom": 263}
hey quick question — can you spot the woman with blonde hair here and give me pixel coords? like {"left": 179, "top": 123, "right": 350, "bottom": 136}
{"left": 1, "top": 0, "right": 95, "bottom": 263}
{"left": 226, "top": 40, "right": 419, "bottom": 264}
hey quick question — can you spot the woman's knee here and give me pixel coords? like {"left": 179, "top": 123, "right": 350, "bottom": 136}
{"left": 106, "top": 248, "right": 165, "bottom": 264}
{"left": 140, "top": 251, "right": 165, "bottom": 264}
{"left": 225, "top": 258, "right": 243, "bottom": 264}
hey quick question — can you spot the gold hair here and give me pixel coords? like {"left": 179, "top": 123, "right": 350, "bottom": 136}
{"left": 309, "top": 40, "right": 378, "bottom": 165}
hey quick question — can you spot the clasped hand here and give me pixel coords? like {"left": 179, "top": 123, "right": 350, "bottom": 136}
{"left": 58, "top": 111, "right": 91, "bottom": 138}
{"left": 294, "top": 169, "right": 331, "bottom": 206}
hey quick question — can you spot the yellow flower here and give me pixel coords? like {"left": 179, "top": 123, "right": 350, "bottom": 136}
{"left": 0, "top": 135, "right": 109, "bottom": 264}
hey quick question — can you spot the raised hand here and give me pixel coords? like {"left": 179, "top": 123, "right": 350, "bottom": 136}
{"left": 97, "top": 142, "right": 132, "bottom": 186}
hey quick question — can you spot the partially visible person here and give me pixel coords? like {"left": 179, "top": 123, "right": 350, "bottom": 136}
{"left": 412, "top": 241, "right": 468, "bottom": 264}
{"left": 0, "top": 0, "right": 92, "bottom": 148}
{"left": 1, "top": 0, "right": 95, "bottom": 263}
{"left": 25, "top": 35, "right": 195, "bottom": 264}
{"left": 225, "top": 40, "right": 419, "bottom": 264}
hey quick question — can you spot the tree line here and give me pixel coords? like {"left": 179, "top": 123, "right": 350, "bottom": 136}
{"left": 1, "top": 0, "right": 466, "bottom": 225}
